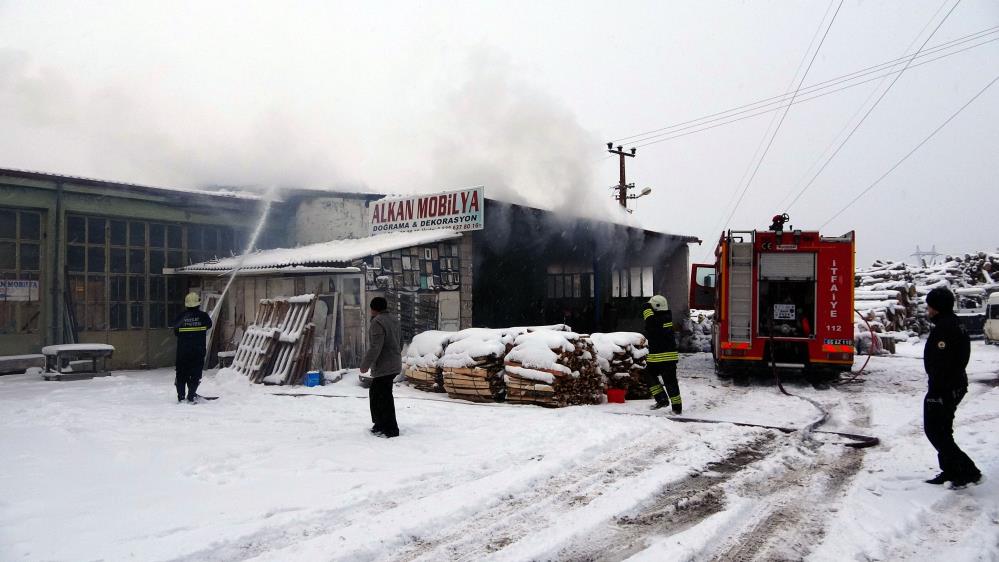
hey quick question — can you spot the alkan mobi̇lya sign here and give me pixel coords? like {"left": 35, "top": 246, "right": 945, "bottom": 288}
{"left": 369, "top": 186, "right": 484, "bottom": 235}
{"left": 0, "top": 280, "right": 40, "bottom": 301}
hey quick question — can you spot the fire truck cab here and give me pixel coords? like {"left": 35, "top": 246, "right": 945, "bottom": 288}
{"left": 690, "top": 218, "right": 855, "bottom": 377}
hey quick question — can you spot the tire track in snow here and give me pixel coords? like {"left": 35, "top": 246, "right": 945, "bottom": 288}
{"left": 388, "top": 431, "right": 779, "bottom": 562}
{"left": 706, "top": 441, "right": 865, "bottom": 561}
{"left": 163, "top": 462, "right": 510, "bottom": 562}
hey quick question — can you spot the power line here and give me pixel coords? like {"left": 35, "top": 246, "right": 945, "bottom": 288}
{"left": 719, "top": 0, "right": 845, "bottom": 235}
{"left": 611, "top": 24, "right": 997, "bottom": 146}
{"left": 774, "top": 0, "right": 952, "bottom": 211}
{"left": 699, "top": 0, "right": 839, "bottom": 259}
{"left": 627, "top": 35, "right": 998, "bottom": 149}
{"left": 820, "top": 72, "right": 999, "bottom": 228}
{"left": 785, "top": 0, "right": 964, "bottom": 211}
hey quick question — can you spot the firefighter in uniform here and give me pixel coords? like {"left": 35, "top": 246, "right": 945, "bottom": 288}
{"left": 643, "top": 295, "right": 682, "bottom": 414}
{"left": 172, "top": 292, "right": 213, "bottom": 403}
{"left": 922, "top": 287, "right": 981, "bottom": 487}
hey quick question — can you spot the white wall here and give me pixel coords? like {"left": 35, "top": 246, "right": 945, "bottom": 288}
{"left": 293, "top": 197, "right": 369, "bottom": 245}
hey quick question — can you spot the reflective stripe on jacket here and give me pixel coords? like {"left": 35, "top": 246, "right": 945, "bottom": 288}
{"left": 643, "top": 304, "right": 677, "bottom": 363}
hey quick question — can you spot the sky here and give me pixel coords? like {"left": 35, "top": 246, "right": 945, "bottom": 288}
{"left": 1, "top": 0, "right": 997, "bottom": 266}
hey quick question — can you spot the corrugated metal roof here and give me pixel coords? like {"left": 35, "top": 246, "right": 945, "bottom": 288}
{"left": 174, "top": 229, "right": 462, "bottom": 273}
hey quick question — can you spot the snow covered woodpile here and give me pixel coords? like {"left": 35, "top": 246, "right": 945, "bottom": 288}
{"left": 439, "top": 328, "right": 517, "bottom": 402}
{"left": 504, "top": 330, "right": 604, "bottom": 407}
{"left": 589, "top": 332, "right": 650, "bottom": 399}
{"left": 402, "top": 330, "right": 454, "bottom": 392}
{"left": 855, "top": 252, "right": 999, "bottom": 337}
{"left": 680, "top": 309, "right": 714, "bottom": 353}
{"left": 230, "top": 295, "right": 317, "bottom": 385}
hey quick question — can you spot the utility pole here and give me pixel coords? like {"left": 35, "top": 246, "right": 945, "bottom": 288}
{"left": 606, "top": 142, "right": 651, "bottom": 211}
{"left": 607, "top": 143, "right": 636, "bottom": 208}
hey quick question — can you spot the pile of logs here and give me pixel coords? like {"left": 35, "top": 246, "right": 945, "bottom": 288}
{"left": 230, "top": 294, "right": 317, "bottom": 385}
{"left": 440, "top": 329, "right": 512, "bottom": 402}
{"left": 589, "top": 332, "right": 650, "bottom": 399}
{"left": 402, "top": 330, "right": 453, "bottom": 392}
{"left": 504, "top": 331, "right": 604, "bottom": 407}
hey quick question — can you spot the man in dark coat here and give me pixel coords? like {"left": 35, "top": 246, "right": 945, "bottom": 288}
{"left": 360, "top": 297, "right": 402, "bottom": 437}
{"left": 922, "top": 287, "right": 981, "bottom": 487}
{"left": 643, "top": 295, "right": 682, "bottom": 414}
{"left": 173, "top": 292, "right": 212, "bottom": 403}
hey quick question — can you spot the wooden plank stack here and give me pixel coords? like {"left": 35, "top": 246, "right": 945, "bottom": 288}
{"left": 230, "top": 294, "right": 317, "bottom": 385}
{"left": 440, "top": 328, "right": 511, "bottom": 402}
{"left": 503, "top": 331, "right": 605, "bottom": 407}
{"left": 403, "top": 330, "right": 454, "bottom": 393}
{"left": 589, "top": 332, "right": 650, "bottom": 399}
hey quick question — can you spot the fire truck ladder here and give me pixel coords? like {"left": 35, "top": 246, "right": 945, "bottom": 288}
{"left": 727, "top": 232, "right": 754, "bottom": 343}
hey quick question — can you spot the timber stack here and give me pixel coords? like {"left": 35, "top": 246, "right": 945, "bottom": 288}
{"left": 439, "top": 328, "right": 515, "bottom": 402}
{"left": 403, "top": 330, "right": 453, "bottom": 392}
{"left": 589, "top": 332, "right": 650, "bottom": 399}
{"left": 503, "top": 330, "right": 605, "bottom": 407}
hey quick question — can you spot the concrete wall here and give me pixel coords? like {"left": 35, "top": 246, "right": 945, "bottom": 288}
{"left": 291, "top": 196, "right": 370, "bottom": 245}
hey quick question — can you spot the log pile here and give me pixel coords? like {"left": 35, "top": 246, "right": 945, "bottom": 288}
{"left": 589, "top": 332, "right": 650, "bottom": 399}
{"left": 440, "top": 328, "right": 513, "bottom": 402}
{"left": 402, "top": 330, "right": 453, "bottom": 392}
{"left": 230, "top": 294, "right": 317, "bottom": 385}
{"left": 503, "top": 331, "right": 604, "bottom": 407}
{"left": 436, "top": 326, "right": 571, "bottom": 402}
{"left": 856, "top": 252, "right": 999, "bottom": 336}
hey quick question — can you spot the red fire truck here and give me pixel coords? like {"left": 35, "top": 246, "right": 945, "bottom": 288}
{"left": 689, "top": 214, "right": 855, "bottom": 376}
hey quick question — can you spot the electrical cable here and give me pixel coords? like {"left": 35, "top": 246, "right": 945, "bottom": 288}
{"left": 629, "top": 35, "right": 997, "bottom": 150}
{"left": 820, "top": 72, "right": 999, "bottom": 229}
{"left": 697, "top": 0, "right": 838, "bottom": 262}
{"left": 774, "top": 0, "right": 953, "bottom": 212}
{"left": 718, "top": 0, "right": 844, "bottom": 236}
{"left": 613, "top": 25, "right": 999, "bottom": 145}
{"left": 784, "top": 0, "right": 964, "bottom": 211}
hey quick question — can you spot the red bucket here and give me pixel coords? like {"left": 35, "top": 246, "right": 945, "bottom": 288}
{"left": 606, "top": 388, "right": 626, "bottom": 404}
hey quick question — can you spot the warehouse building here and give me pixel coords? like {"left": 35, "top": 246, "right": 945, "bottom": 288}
{"left": 1, "top": 170, "right": 699, "bottom": 370}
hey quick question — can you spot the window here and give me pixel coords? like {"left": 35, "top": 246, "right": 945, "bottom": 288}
{"left": 611, "top": 267, "right": 654, "bottom": 298}
{"left": 0, "top": 208, "right": 43, "bottom": 334}
{"left": 546, "top": 264, "right": 592, "bottom": 299}
{"left": 65, "top": 215, "right": 239, "bottom": 332}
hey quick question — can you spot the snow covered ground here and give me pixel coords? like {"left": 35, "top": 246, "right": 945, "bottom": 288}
{"left": 1, "top": 342, "right": 997, "bottom": 561}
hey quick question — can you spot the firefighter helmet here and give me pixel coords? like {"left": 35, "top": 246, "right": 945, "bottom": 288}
{"left": 648, "top": 295, "right": 669, "bottom": 311}
{"left": 184, "top": 292, "right": 202, "bottom": 308}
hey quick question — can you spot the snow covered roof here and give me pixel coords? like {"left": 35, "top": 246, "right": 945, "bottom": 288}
{"left": 173, "top": 229, "right": 462, "bottom": 273}
{"left": 0, "top": 168, "right": 262, "bottom": 201}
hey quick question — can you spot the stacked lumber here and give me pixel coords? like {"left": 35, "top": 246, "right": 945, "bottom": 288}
{"left": 440, "top": 328, "right": 511, "bottom": 402}
{"left": 856, "top": 251, "right": 999, "bottom": 336}
{"left": 402, "top": 330, "right": 454, "bottom": 392}
{"left": 589, "top": 332, "right": 650, "bottom": 399}
{"left": 230, "top": 294, "right": 317, "bottom": 385}
{"left": 504, "top": 330, "right": 604, "bottom": 407}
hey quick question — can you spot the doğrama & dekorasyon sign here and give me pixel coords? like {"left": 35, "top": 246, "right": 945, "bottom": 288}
{"left": 368, "top": 186, "right": 484, "bottom": 235}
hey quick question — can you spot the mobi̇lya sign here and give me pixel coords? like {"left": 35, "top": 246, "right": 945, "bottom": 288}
{"left": 369, "top": 187, "right": 484, "bottom": 235}
{"left": 0, "top": 280, "right": 40, "bottom": 302}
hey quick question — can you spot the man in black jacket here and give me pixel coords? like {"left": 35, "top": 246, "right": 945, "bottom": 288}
{"left": 643, "top": 295, "right": 682, "bottom": 414}
{"left": 922, "top": 287, "right": 981, "bottom": 487}
{"left": 173, "top": 292, "right": 212, "bottom": 403}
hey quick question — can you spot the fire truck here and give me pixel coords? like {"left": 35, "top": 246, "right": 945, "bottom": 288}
{"left": 689, "top": 214, "right": 855, "bottom": 376}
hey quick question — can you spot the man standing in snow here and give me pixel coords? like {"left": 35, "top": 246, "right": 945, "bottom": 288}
{"left": 922, "top": 287, "right": 981, "bottom": 487}
{"left": 172, "top": 292, "right": 212, "bottom": 403}
{"left": 643, "top": 295, "right": 682, "bottom": 414}
{"left": 360, "top": 297, "right": 402, "bottom": 438}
